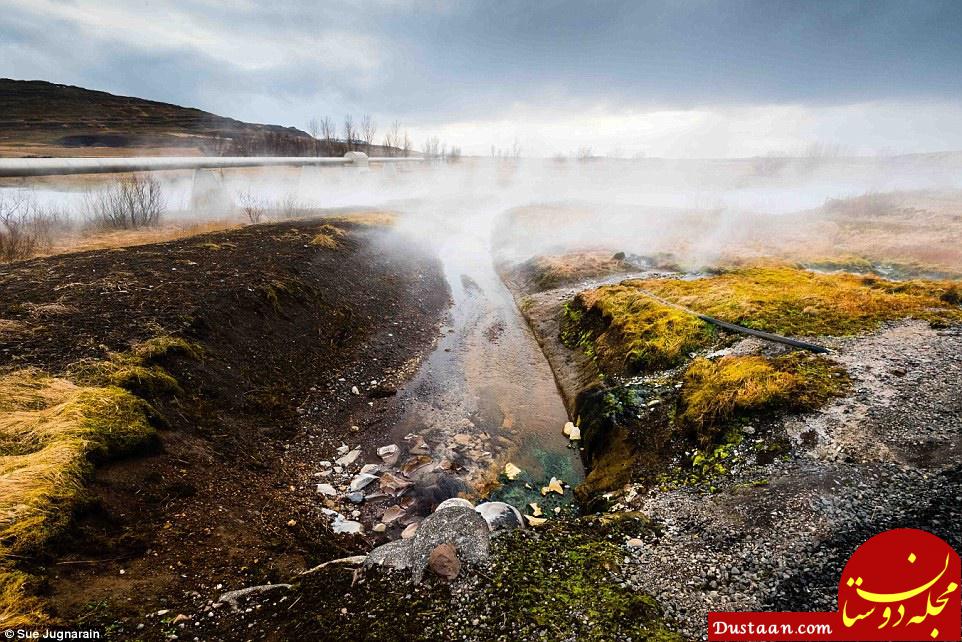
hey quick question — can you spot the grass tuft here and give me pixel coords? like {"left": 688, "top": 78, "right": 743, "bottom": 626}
{"left": 680, "top": 353, "right": 848, "bottom": 444}
{"left": 309, "top": 224, "right": 346, "bottom": 250}
{"left": 0, "top": 369, "right": 157, "bottom": 626}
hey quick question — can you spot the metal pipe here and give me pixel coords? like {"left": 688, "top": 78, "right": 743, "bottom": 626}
{"left": 0, "top": 152, "right": 420, "bottom": 177}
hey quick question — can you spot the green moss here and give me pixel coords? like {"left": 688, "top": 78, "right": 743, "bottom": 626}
{"left": 624, "top": 266, "right": 962, "bottom": 337}
{"left": 483, "top": 521, "right": 682, "bottom": 641}
{"left": 563, "top": 290, "right": 714, "bottom": 374}
{"left": 72, "top": 335, "right": 200, "bottom": 397}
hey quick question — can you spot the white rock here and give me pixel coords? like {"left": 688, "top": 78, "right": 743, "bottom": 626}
{"left": 336, "top": 449, "right": 361, "bottom": 466}
{"left": 377, "top": 444, "right": 399, "bottom": 460}
{"left": 336, "top": 443, "right": 349, "bottom": 456}
{"left": 333, "top": 519, "right": 364, "bottom": 535}
{"left": 320, "top": 460, "right": 332, "bottom": 468}
{"left": 316, "top": 483, "right": 337, "bottom": 496}
{"left": 373, "top": 523, "right": 387, "bottom": 533}
{"left": 568, "top": 425, "right": 581, "bottom": 441}
{"left": 563, "top": 421, "right": 575, "bottom": 436}
{"left": 360, "top": 463, "right": 380, "bottom": 475}
{"left": 351, "top": 386, "right": 360, "bottom": 395}
{"left": 349, "top": 473, "right": 379, "bottom": 492}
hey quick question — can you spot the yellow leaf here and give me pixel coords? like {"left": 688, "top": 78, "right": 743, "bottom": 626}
{"left": 529, "top": 502, "right": 543, "bottom": 517}
{"left": 525, "top": 515, "right": 547, "bottom": 526}
{"left": 503, "top": 462, "right": 522, "bottom": 480}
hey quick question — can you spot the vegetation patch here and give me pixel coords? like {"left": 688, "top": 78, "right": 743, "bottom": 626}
{"left": 478, "top": 520, "right": 680, "bottom": 641}
{"left": 71, "top": 336, "right": 200, "bottom": 397}
{"left": 324, "top": 211, "right": 397, "bottom": 227}
{"left": 309, "top": 224, "right": 346, "bottom": 250}
{"left": 562, "top": 291, "right": 714, "bottom": 373}
{"left": 680, "top": 353, "right": 849, "bottom": 445}
{"left": 0, "top": 368, "right": 158, "bottom": 627}
{"left": 564, "top": 266, "right": 962, "bottom": 375}
{"left": 800, "top": 257, "right": 962, "bottom": 282}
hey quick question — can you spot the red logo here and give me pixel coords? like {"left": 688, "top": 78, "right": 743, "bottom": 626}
{"left": 709, "top": 528, "right": 961, "bottom": 641}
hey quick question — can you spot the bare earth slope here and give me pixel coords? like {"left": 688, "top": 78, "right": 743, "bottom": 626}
{"left": 0, "top": 79, "right": 314, "bottom": 157}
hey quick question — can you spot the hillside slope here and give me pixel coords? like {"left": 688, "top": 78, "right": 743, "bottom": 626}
{"left": 0, "top": 79, "right": 315, "bottom": 157}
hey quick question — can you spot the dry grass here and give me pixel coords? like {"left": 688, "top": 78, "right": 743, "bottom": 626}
{"left": 565, "top": 266, "right": 962, "bottom": 375}
{"left": 45, "top": 219, "right": 241, "bottom": 257}
{"left": 524, "top": 251, "right": 635, "bottom": 291}
{"left": 680, "top": 353, "right": 848, "bottom": 443}
{"left": 0, "top": 369, "right": 156, "bottom": 627}
{"left": 324, "top": 211, "right": 397, "bottom": 227}
{"left": 309, "top": 224, "right": 347, "bottom": 250}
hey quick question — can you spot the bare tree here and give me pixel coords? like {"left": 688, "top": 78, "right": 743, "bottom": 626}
{"left": 85, "top": 175, "right": 165, "bottom": 230}
{"left": 448, "top": 146, "right": 462, "bottom": 162}
{"left": 382, "top": 120, "right": 401, "bottom": 156}
{"left": 361, "top": 114, "right": 377, "bottom": 153}
{"left": 307, "top": 117, "right": 321, "bottom": 156}
{"left": 422, "top": 136, "right": 441, "bottom": 159}
{"left": 237, "top": 190, "right": 266, "bottom": 224}
{"left": 342, "top": 115, "right": 355, "bottom": 151}
{"left": 402, "top": 130, "right": 412, "bottom": 157}
{"left": 320, "top": 117, "right": 336, "bottom": 155}
{"left": 0, "top": 192, "right": 67, "bottom": 262}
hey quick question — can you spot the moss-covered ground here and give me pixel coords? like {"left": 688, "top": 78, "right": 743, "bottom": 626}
{"left": 561, "top": 265, "right": 959, "bottom": 504}
{"left": 563, "top": 265, "right": 962, "bottom": 375}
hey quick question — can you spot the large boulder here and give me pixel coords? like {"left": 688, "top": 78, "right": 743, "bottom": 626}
{"left": 365, "top": 539, "right": 413, "bottom": 570}
{"left": 435, "top": 497, "right": 474, "bottom": 512}
{"left": 410, "top": 506, "right": 489, "bottom": 583}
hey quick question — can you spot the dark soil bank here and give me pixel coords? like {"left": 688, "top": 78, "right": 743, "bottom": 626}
{"left": 0, "top": 219, "right": 448, "bottom": 630}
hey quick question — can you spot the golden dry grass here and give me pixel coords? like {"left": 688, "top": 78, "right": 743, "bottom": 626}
{"left": 680, "top": 353, "right": 848, "bottom": 442}
{"left": 309, "top": 224, "right": 347, "bottom": 250}
{"left": 0, "top": 369, "right": 156, "bottom": 627}
{"left": 324, "top": 211, "right": 397, "bottom": 227}
{"left": 525, "top": 251, "right": 634, "bottom": 291}
{"left": 45, "top": 219, "right": 242, "bottom": 257}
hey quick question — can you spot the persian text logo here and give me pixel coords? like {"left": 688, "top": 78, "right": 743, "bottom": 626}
{"left": 708, "top": 528, "right": 961, "bottom": 641}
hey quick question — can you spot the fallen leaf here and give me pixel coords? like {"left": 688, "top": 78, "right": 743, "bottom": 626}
{"left": 503, "top": 462, "right": 522, "bottom": 480}
{"left": 529, "top": 502, "right": 543, "bottom": 517}
{"left": 541, "top": 477, "right": 564, "bottom": 496}
{"left": 525, "top": 515, "right": 547, "bottom": 526}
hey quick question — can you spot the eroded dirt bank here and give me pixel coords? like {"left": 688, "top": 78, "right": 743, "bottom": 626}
{"left": 0, "top": 218, "right": 449, "bottom": 631}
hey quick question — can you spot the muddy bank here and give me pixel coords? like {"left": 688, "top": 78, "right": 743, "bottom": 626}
{"left": 0, "top": 218, "right": 448, "bottom": 628}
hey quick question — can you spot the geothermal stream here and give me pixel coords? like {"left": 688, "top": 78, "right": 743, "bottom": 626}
{"left": 388, "top": 202, "right": 584, "bottom": 512}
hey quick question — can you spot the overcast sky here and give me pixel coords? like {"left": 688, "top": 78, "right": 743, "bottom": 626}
{"left": 2, "top": 0, "right": 961, "bottom": 157}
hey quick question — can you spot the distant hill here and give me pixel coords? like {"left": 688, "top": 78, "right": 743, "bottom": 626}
{"left": 0, "top": 79, "right": 336, "bottom": 158}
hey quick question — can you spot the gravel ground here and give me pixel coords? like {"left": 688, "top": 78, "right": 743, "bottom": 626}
{"left": 618, "top": 321, "right": 962, "bottom": 638}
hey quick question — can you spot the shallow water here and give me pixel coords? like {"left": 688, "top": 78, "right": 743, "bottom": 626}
{"left": 388, "top": 201, "right": 584, "bottom": 510}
